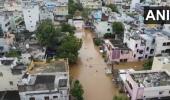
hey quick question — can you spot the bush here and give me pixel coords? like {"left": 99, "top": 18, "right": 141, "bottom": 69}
{"left": 93, "top": 38, "right": 102, "bottom": 46}
{"left": 143, "top": 59, "right": 153, "bottom": 70}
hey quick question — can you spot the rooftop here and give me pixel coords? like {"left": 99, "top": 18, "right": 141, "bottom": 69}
{"left": 110, "top": 39, "right": 130, "bottom": 50}
{"left": 130, "top": 71, "right": 170, "bottom": 87}
{"left": 27, "top": 59, "right": 69, "bottom": 74}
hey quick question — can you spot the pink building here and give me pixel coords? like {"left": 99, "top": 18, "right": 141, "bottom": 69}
{"left": 124, "top": 70, "right": 170, "bottom": 100}
{"left": 103, "top": 39, "right": 134, "bottom": 64}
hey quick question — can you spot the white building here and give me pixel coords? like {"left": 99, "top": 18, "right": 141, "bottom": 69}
{"left": 0, "top": 12, "right": 11, "bottom": 33}
{"left": 152, "top": 56, "right": 170, "bottom": 72}
{"left": 0, "top": 57, "right": 26, "bottom": 91}
{"left": 94, "top": 21, "right": 113, "bottom": 37}
{"left": 18, "top": 59, "right": 69, "bottom": 100}
{"left": 22, "top": 0, "right": 40, "bottom": 32}
{"left": 68, "top": 16, "right": 85, "bottom": 39}
{"left": 125, "top": 32, "right": 155, "bottom": 60}
{"left": 81, "top": 0, "right": 102, "bottom": 10}
{"left": 130, "top": 0, "right": 140, "bottom": 12}
{"left": 123, "top": 70, "right": 170, "bottom": 100}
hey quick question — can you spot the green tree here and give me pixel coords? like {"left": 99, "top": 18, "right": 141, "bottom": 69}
{"left": 112, "top": 22, "right": 124, "bottom": 39}
{"left": 58, "top": 34, "right": 82, "bottom": 64}
{"left": 81, "top": 8, "right": 91, "bottom": 21}
{"left": 61, "top": 23, "right": 76, "bottom": 34}
{"left": 71, "top": 80, "right": 84, "bottom": 100}
{"left": 106, "top": 4, "right": 118, "bottom": 13}
{"left": 113, "top": 95, "right": 128, "bottom": 100}
{"left": 5, "top": 50, "right": 21, "bottom": 58}
{"left": 143, "top": 59, "right": 153, "bottom": 70}
{"left": 36, "top": 20, "right": 61, "bottom": 48}
{"left": 68, "top": 0, "right": 83, "bottom": 17}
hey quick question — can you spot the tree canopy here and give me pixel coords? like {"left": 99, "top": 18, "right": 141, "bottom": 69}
{"left": 68, "top": 0, "right": 83, "bottom": 17}
{"left": 143, "top": 59, "right": 153, "bottom": 70}
{"left": 71, "top": 80, "right": 84, "bottom": 100}
{"left": 36, "top": 20, "right": 82, "bottom": 64}
{"left": 61, "top": 23, "right": 76, "bottom": 34}
{"left": 106, "top": 4, "right": 118, "bottom": 13}
{"left": 58, "top": 34, "right": 82, "bottom": 63}
{"left": 36, "top": 20, "right": 61, "bottom": 48}
{"left": 112, "top": 22, "right": 124, "bottom": 35}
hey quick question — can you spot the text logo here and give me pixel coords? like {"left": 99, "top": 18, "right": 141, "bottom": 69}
{"left": 144, "top": 6, "right": 170, "bottom": 24}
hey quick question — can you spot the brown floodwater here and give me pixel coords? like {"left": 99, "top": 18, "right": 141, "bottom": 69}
{"left": 70, "top": 30, "right": 117, "bottom": 100}
{"left": 70, "top": 30, "right": 145, "bottom": 100}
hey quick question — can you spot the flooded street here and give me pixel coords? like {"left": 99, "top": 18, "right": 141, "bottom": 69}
{"left": 70, "top": 30, "right": 117, "bottom": 100}
{"left": 70, "top": 30, "right": 145, "bottom": 100}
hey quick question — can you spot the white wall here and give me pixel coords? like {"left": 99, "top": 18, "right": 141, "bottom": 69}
{"left": 23, "top": 5, "right": 39, "bottom": 32}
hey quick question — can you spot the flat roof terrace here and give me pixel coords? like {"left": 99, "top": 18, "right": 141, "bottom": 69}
{"left": 27, "top": 59, "right": 69, "bottom": 74}
{"left": 130, "top": 71, "right": 170, "bottom": 87}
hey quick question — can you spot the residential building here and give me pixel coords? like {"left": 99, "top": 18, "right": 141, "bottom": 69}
{"left": 0, "top": 38, "right": 10, "bottom": 53}
{"left": 94, "top": 21, "right": 112, "bottom": 37}
{"left": 53, "top": 0, "right": 68, "bottom": 21}
{"left": 103, "top": 39, "right": 133, "bottom": 63}
{"left": 130, "top": 0, "right": 140, "bottom": 12}
{"left": 124, "top": 29, "right": 157, "bottom": 61}
{"left": 124, "top": 70, "right": 170, "bottom": 100}
{"left": 152, "top": 56, "right": 170, "bottom": 72}
{"left": 0, "top": 12, "right": 12, "bottom": 33}
{"left": 69, "top": 16, "right": 85, "bottom": 39}
{"left": 10, "top": 11, "right": 25, "bottom": 33}
{"left": 0, "top": 57, "right": 26, "bottom": 91}
{"left": 81, "top": 0, "right": 102, "bottom": 10}
{"left": 18, "top": 59, "right": 69, "bottom": 100}
{"left": 22, "top": 0, "right": 40, "bottom": 32}
{"left": 39, "top": 6, "right": 54, "bottom": 22}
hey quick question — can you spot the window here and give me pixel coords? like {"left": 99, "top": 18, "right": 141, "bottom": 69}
{"left": 163, "top": 42, "right": 166, "bottom": 46}
{"left": 9, "top": 81, "right": 13, "bottom": 86}
{"left": 137, "top": 49, "right": 139, "bottom": 52}
{"left": 139, "top": 50, "right": 143, "bottom": 54}
{"left": 159, "top": 91, "right": 163, "bottom": 94}
{"left": 29, "top": 16, "right": 31, "bottom": 17}
{"left": 44, "top": 96, "right": 49, "bottom": 100}
{"left": 126, "top": 80, "right": 133, "bottom": 89}
{"left": 145, "top": 55, "right": 148, "bottom": 58}
{"left": 29, "top": 97, "right": 35, "bottom": 100}
{"left": 28, "top": 10, "right": 30, "bottom": 12}
{"left": 53, "top": 96, "right": 58, "bottom": 99}
{"left": 107, "top": 28, "right": 110, "bottom": 31}
{"left": 135, "top": 44, "right": 138, "bottom": 48}
{"left": 30, "top": 21, "right": 32, "bottom": 23}
{"left": 150, "top": 49, "right": 154, "bottom": 54}
{"left": 134, "top": 54, "right": 136, "bottom": 58}
{"left": 146, "top": 47, "right": 149, "bottom": 51}
{"left": 0, "top": 72, "right": 2, "bottom": 76}
{"left": 167, "top": 42, "right": 170, "bottom": 46}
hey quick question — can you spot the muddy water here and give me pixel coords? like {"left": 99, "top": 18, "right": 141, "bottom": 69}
{"left": 70, "top": 30, "right": 117, "bottom": 100}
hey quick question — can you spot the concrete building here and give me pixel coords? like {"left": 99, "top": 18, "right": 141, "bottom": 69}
{"left": 152, "top": 56, "right": 170, "bottom": 72}
{"left": 124, "top": 70, "right": 170, "bottom": 100}
{"left": 22, "top": 0, "right": 40, "bottom": 32}
{"left": 94, "top": 21, "right": 112, "bottom": 37}
{"left": 130, "top": 0, "right": 140, "bottom": 12}
{"left": 124, "top": 32, "right": 155, "bottom": 60}
{"left": 18, "top": 59, "right": 69, "bottom": 100}
{"left": 81, "top": 0, "right": 102, "bottom": 10}
{"left": 103, "top": 39, "right": 133, "bottom": 63}
{"left": 0, "top": 57, "right": 26, "bottom": 91}
{"left": 0, "top": 12, "right": 12, "bottom": 33}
